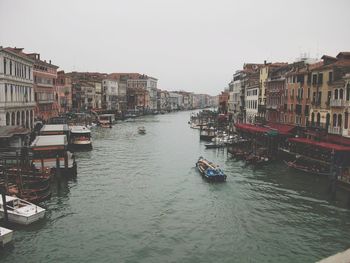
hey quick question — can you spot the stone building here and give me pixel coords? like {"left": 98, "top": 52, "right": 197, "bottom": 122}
{"left": 26, "top": 53, "right": 59, "bottom": 121}
{"left": 0, "top": 47, "right": 35, "bottom": 128}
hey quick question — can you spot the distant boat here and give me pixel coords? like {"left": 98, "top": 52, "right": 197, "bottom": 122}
{"left": 0, "top": 227, "right": 13, "bottom": 247}
{"left": 138, "top": 126, "right": 146, "bottom": 134}
{"left": 205, "top": 142, "right": 225, "bottom": 149}
{"left": 0, "top": 195, "right": 46, "bottom": 225}
{"left": 196, "top": 157, "right": 226, "bottom": 182}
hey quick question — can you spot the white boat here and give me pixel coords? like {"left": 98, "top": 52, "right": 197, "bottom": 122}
{"left": 0, "top": 227, "right": 13, "bottom": 247}
{"left": 69, "top": 125, "right": 92, "bottom": 148}
{"left": 0, "top": 195, "right": 45, "bottom": 225}
{"left": 138, "top": 126, "right": 146, "bottom": 134}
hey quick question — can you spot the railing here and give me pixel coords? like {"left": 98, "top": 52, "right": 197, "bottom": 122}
{"left": 328, "top": 126, "right": 342, "bottom": 135}
{"left": 330, "top": 99, "right": 350, "bottom": 107}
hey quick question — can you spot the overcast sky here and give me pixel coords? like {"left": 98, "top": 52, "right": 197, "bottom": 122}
{"left": 1, "top": 0, "right": 349, "bottom": 95}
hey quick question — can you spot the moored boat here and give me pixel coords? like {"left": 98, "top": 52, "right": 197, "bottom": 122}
{"left": 69, "top": 125, "right": 92, "bottom": 149}
{"left": 0, "top": 195, "right": 45, "bottom": 225}
{"left": 196, "top": 157, "right": 226, "bottom": 182}
{"left": 0, "top": 227, "right": 13, "bottom": 247}
{"left": 31, "top": 135, "right": 77, "bottom": 176}
{"left": 284, "top": 160, "right": 330, "bottom": 176}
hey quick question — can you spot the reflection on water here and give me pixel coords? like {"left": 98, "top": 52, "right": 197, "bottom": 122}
{"left": 1, "top": 111, "right": 350, "bottom": 263}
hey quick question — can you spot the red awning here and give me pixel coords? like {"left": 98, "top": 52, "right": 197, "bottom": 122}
{"left": 289, "top": 137, "right": 350, "bottom": 152}
{"left": 235, "top": 123, "right": 270, "bottom": 134}
{"left": 266, "top": 123, "right": 296, "bottom": 135}
{"left": 324, "top": 134, "right": 350, "bottom": 147}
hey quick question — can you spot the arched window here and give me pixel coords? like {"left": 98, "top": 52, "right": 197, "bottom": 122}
{"left": 345, "top": 112, "right": 348, "bottom": 129}
{"left": 326, "top": 113, "right": 330, "bottom": 129}
{"left": 333, "top": 114, "right": 337, "bottom": 127}
{"left": 21, "top": 111, "right": 25, "bottom": 126}
{"left": 338, "top": 114, "right": 342, "bottom": 128}
{"left": 11, "top": 112, "right": 15, "bottom": 125}
{"left": 317, "top": 113, "right": 321, "bottom": 126}
{"left": 347, "top": 84, "right": 350, "bottom": 101}
{"left": 6, "top": 112, "right": 10, "bottom": 126}
{"left": 16, "top": 111, "right": 20, "bottom": 125}
{"left": 334, "top": 89, "right": 338, "bottom": 99}
{"left": 311, "top": 112, "right": 315, "bottom": 125}
{"left": 340, "top": 89, "right": 344, "bottom": 100}
{"left": 25, "top": 110, "right": 29, "bottom": 128}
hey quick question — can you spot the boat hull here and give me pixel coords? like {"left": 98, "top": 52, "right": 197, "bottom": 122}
{"left": 0, "top": 227, "right": 13, "bottom": 247}
{"left": 0, "top": 209, "right": 45, "bottom": 225}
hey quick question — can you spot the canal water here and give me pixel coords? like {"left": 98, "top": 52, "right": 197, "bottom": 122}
{"left": 1, "top": 111, "right": 350, "bottom": 262}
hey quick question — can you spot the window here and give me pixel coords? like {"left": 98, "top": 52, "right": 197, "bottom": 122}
{"left": 335, "top": 89, "right": 338, "bottom": 99}
{"left": 312, "top": 74, "right": 317, "bottom": 85}
{"left": 3, "top": 58, "right": 6, "bottom": 74}
{"left": 347, "top": 84, "right": 350, "bottom": 101}
{"left": 333, "top": 114, "right": 337, "bottom": 127}
{"left": 329, "top": 71, "right": 333, "bottom": 83}
{"left": 345, "top": 112, "right": 349, "bottom": 129}
{"left": 338, "top": 114, "right": 342, "bottom": 127}
{"left": 318, "top": 73, "right": 323, "bottom": 85}
{"left": 307, "top": 87, "right": 310, "bottom": 98}
{"left": 9, "top": 60, "right": 12, "bottom": 75}
{"left": 340, "top": 89, "right": 344, "bottom": 99}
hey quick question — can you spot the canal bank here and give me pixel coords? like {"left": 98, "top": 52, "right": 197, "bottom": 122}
{"left": 1, "top": 111, "right": 350, "bottom": 263}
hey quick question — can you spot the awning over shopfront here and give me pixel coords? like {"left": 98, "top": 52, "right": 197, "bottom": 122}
{"left": 235, "top": 123, "right": 270, "bottom": 134}
{"left": 266, "top": 123, "right": 296, "bottom": 136}
{"left": 289, "top": 137, "right": 350, "bottom": 152}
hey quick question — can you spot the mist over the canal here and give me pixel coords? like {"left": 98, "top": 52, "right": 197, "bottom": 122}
{"left": 2, "top": 111, "right": 350, "bottom": 262}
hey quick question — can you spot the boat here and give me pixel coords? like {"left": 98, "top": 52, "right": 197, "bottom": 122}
{"left": 69, "top": 125, "right": 92, "bottom": 149}
{"left": 0, "top": 227, "right": 13, "bottom": 247}
{"left": 196, "top": 157, "right": 226, "bottom": 182}
{"left": 199, "top": 127, "right": 216, "bottom": 141}
{"left": 0, "top": 195, "right": 45, "bottom": 225}
{"left": 31, "top": 135, "right": 77, "bottom": 176}
{"left": 98, "top": 114, "right": 115, "bottom": 128}
{"left": 138, "top": 126, "right": 146, "bottom": 134}
{"left": 284, "top": 160, "right": 330, "bottom": 176}
{"left": 204, "top": 142, "right": 225, "bottom": 149}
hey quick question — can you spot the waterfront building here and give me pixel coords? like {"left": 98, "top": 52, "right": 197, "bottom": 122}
{"left": 0, "top": 47, "right": 35, "bottom": 128}
{"left": 56, "top": 71, "right": 72, "bottom": 113}
{"left": 265, "top": 64, "right": 290, "bottom": 123}
{"left": 256, "top": 62, "right": 287, "bottom": 124}
{"left": 228, "top": 71, "right": 243, "bottom": 123}
{"left": 168, "top": 92, "right": 182, "bottom": 110}
{"left": 127, "top": 87, "right": 150, "bottom": 112}
{"left": 219, "top": 91, "right": 229, "bottom": 114}
{"left": 326, "top": 53, "right": 350, "bottom": 136}
{"left": 26, "top": 53, "right": 59, "bottom": 121}
{"left": 245, "top": 71, "right": 259, "bottom": 123}
{"left": 126, "top": 74, "right": 158, "bottom": 112}
{"left": 102, "top": 78, "right": 118, "bottom": 111}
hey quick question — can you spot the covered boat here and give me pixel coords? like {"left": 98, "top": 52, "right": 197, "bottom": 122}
{"left": 69, "top": 125, "right": 92, "bottom": 149}
{"left": 31, "top": 135, "right": 77, "bottom": 176}
{"left": 196, "top": 157, "right": 226, "bottom": 182}
{"left": 0, "top": 195, "right": 45, "bottom": 225}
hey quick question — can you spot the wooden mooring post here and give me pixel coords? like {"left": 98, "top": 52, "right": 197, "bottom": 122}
{"left": 0, "top": 185, "right": 9, "bottom": 226}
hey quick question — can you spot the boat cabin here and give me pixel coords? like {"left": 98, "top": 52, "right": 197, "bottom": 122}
{"left": 69, "top": 125, "right": 92, "bottom": 148}
{"left": 40, "top": 124, "right": 70, "bottom": 137}
{"left": 30, "top": 135, "right": 75, "bottom": 172}
{"left": 99, "top": 114, "right": 115, "bottom": 124}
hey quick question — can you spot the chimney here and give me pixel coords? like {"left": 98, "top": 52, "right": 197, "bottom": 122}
{"left": 49, "top": 60, "right": 51, "bottom": 64}
{"left": 264, "top": 60, "right": 267, "bottom": 65}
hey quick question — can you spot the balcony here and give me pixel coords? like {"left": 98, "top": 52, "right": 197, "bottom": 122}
{"left": 328, "top": 126, "right": 342, "bottom": 135}
{"left": 37, "top": 99, "right": 54, "bottom": 104}
{"left": 330, "top": 99, "right": 350, "bottom": 107}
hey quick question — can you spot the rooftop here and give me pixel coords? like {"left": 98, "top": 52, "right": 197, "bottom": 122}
{"left": 31, "top": 135, "right": 67, "bottom": 147}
